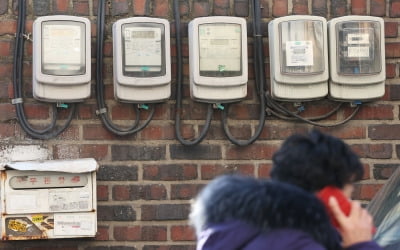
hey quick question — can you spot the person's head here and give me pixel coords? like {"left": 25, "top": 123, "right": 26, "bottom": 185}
{"left": 270, "top": 129, "right": 364, "bottom": 193}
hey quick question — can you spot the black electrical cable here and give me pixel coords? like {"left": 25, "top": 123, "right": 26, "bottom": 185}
{"left": 221, "top": 0, "right": 266, "bottom": 146}
{"left": 13, "top": 0, "right": 75, "bottom": 140}
{"left": 173, "top": 0, "right": 213, "bottom": 146}
{"left": 266, "top": 94, "right": 360, "bottom": 127}
{"left": 95, "top": 0, "right": 155, "bottom": 136}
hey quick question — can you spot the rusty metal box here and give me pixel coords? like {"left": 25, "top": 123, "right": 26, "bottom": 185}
{"left": 0, "top": 158, "right": 98, "bottom": 240}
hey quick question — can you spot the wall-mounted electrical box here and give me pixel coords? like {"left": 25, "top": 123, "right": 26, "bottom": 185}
{"left": 113, "top": 17, "right": 171, "bottom": 103}
{"left": 268, "top": 15, "right": 329, "bottom": 101}
{"left": 32, "top": 16, "right": 91, "bottom": 102}
{"left": 0, "top": 158, "right": 98, "bottom": 240}
{"left": 189, "top": 16, "right": 248, "bottom": 103}
{"left": 328, "top": 16, "right": 385, "bottom": 101}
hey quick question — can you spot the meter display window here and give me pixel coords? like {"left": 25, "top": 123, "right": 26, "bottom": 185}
{"left": 279, "top": 20, "right": 324, "bottom": 75}
{"left": 41, "top": 21, "right": 86, "bottom": 76}
{"left": 336, "top": 21, "right": 381, "bottom": 75}
{"left": 198, "top": 23, "right": 242, "bottom": 77}
{"left": 122, "top": 22, "right": 166, "bottom": 77}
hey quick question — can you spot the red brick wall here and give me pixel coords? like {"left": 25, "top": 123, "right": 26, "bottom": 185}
{"left": 0, "top": 0, "right": 399, "bottom": 249}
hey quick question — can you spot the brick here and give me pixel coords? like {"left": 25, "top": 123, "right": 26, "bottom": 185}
{"left": 0, "top": 0, "right": 7, "bottom": 14}
{"left": 33, "top": 0, "right": 50, "bottom": 15}
{"left": 0, "top": 41, "right": 12, "bottom": 56}
{"left": 111, "top": 0, "right": 129, "bottom": 16}
{"left": 272, "top": 0, "right": 288, "bottom": 17}
{"left": 369, "top": 124, "right": 400, "bottom": 140}
{"left": 171, "top": 225, "right": 196, "bottom": 241}
{"left": 98, "top": 205, "right": 136, "bottom": 221}
{"left": 331, "top": 0, "right": 347, "bottom": 17}
{"left": 170, "top": 144, "right": 221, "bottom": 160}
{"left": 192, "top": 0, "right": 210, "bottom": 17}
{"left": 143, "top": 164, "right": 198, "bottom": 181}
{"left": 83, "top": 124, "right": 120, "bottom": 140}
{"left": 86, "top": 247, "right": 136, "bottom": 250}
{"left": 73, "top": 0, "right": 89, "bottom": 15}
{"left": 223, "top": 124, "right": 253, "bottom": 140}
{"left": 0, "top": 20, "right": 16, "bottom": 35}
{"left": 0, "top": 124, "right": 15, "bottom": 138}
{"left": 0, "top": 63, "right": 13, "bottom": 78}
{"left": 260, "top": 0, "right": 270, "bottom": 17}
{"left": 143, "top": 246, "right": 196, "bottom": 250}
{"left": 97, "top": 165, "right": 138, "bottom": 181}
{"left": 114, "top": 226, "right": 167, "bottom": 241}
{"left": 226, "top": 144, "right": 278, "bottom": 160}
{"left": 141, "top": 204, "right": 190, "bottom": 220}
{"left": 97, "top": 185, "right": 109, "bottom": 201}
{"left": 386, "top": 63, "right": 396, "bottom": 79}
{"left": 351, "top": 0, "right": 366, "bottom": 14}
{"left": 171, "top": 184, "right": 204, "bottom": 199}
{"left": 371, "top": 0, "right": 385, "bottom": 16}
{"left": 133, "top": 0, "right": 150, "bottom": 15}
{"left": 373, "top": 164, "right": 400, "bottom": 179}
{"left": 258, "top": 163, "right": 273, "bottom": 178}
{"left": 23, "top": 103, "right": 50, "bottom": 119}
{"left": 111, "top": 145, "right": 166, "bottom": 161}
{"left": 319, "top": 126, "right": 366, "bottom": 139}
{"left": 343, "top": 104, "right": 393, "bottom": 120}
{"left": 0, "top": 103, "right": 16, "bottom": 122}
{"left": 293, "top": 0, "right": 309, "bottom": 14}
{"left": 113, "top": 184, "right": 167, "bottom": 200}
{"left": 385, "top": 22, "right": 398, "bottom": 38}
{"left": 53, "top": 144, "right": 80, "bottom": 159}
{"left": 388, "top": 85, "right": 400, "bottom": 100}
{"left": 95, "top": 225, "right": 110, "bottom": 241}
{"left": 140, "top": 125, "right": 175, "bottom": 140}
{"left": 351, "top": 144, "right": 392, "bottom": 159}
{"left": 386, "top": 43, "right": 400, "bottom": 58}
{"left": 53, "top": 0, "right": 70, "bottom": 13}
{"left": 213, "top": 0, "right": 229, "bottom": 15}
{"left": 260, "top": 126, "right": 309, "bottom": 140}
{"left": 234, "top": 0, "right": 249, "bottom": 16}
{"left": 353, "top": 183, "right": 383, "bottom": 200}
{"left": 312, "top": 0, "right": 327, "bottom": 16}
{"left": 153, "top": 0, "right": 169, "bottom": 17}
{"left": 80, "top": 144, "right": 109, "bottom": 160}
{"left": 201, "top": 164, "right": 255, "bottom": 179}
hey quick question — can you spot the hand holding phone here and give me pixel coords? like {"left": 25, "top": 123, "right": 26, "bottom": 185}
{"left": 316, "top": 186, "right": 351, "bottom": 229}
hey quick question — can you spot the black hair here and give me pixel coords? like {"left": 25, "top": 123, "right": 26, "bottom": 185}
{"left": 270, "top": 129, "right": 364, "bottom": 192}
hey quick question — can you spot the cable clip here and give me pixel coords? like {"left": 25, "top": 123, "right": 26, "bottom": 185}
{"left": 350, "top": 100, "right": 362, "bottom": 107}
{"left": 96, "top": 108, "right": 107, "bottom": 115}
{"left": 294, "top": 102, "right": 305, "bottom": 112}
{"left": 138, "top": 104, "right": 149, "bottom": 110}
{"left": 213, "top": 103, "right": 225, "bottom": 110}
{"left": 57, "top": 103, "right": 69, "bottom": 109}
{"left": 22, "top": 33, "right": 32, "bottom": 42}
{"left": 11, "top": 98, "right": 23, "bottom": 104}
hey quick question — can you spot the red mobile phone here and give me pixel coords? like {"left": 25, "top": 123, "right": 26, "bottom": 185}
{"left": 316, "top": 186, "right": 351, "bottom": 229}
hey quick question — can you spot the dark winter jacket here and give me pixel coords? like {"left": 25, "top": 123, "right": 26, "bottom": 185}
{"left": 190, "top": 175, "right": 382, "bottom": 250}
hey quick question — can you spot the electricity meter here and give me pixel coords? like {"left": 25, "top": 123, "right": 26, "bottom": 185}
{"left": 328, "top": 16, "right": 385, "bottom": 101}
{"left": 33, "top": 15, "right": 91, "bottom": 102}
{"left": 188, "top": 16, "right": 248, "bottom": 103}
{"left": 268, "top": 15, "right": 329, "bottom": 101}
{"left": 113, "top": 17, "right": 171, "bottom": 103}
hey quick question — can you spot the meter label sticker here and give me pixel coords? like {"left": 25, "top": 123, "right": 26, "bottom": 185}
{"left": 347, "top": 46, "right": 370, "bottom": 58}
{"left": 8, "top": 194, "right": 37, "bottom": 211}
{"left": 54, "top": 213, "right": 95, "bottom": 236}
{"left": 42, "top": 24, "right": 82, "bottom": 67}
{"left": 31, "top": 215, "right": 44, "bottom": 223}
{"left": 347, "top": 33, "right": 370, "bottom": 45}
{"left": 199, "top": 23, "right": 241, "bottom": 72}
{"left": 49, "top": 191, "right": 91, "bottom": 212}
{"left": 124, "top": 26, "right": 162, "bottom": 69}
{"left": 286, "top": 41, "right": 313, "bottom": 66}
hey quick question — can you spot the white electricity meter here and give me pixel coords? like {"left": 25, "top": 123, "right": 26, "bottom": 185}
{"left": 33, "top": 15, "right": 91, "bottom": 102}
{"left": 113, "top": 17, "right": 171, "bottom": 103}
{"left": 268, "top": 15, "right": 329, "bottom": 101}
{"left": 328, "top": 16, "right": 385, "bottom": 101}
{"left": 189, "top": 16, "right": 248, "bottom": 103}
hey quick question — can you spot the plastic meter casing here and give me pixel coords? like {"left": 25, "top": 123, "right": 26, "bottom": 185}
{"left": 33, "top": 15, "right": 91, "bottom": 102}
{"left": 328, "top": 16, "right": 385, "bottom": 101}
{"left": 113, "top": 17, "right": 171, "bottom": 103}
{"left": 269, "top": 15, "right": 329, "bottom": 101}
{"left": 189, "top": 16, "right": 248, "bottom": 103}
